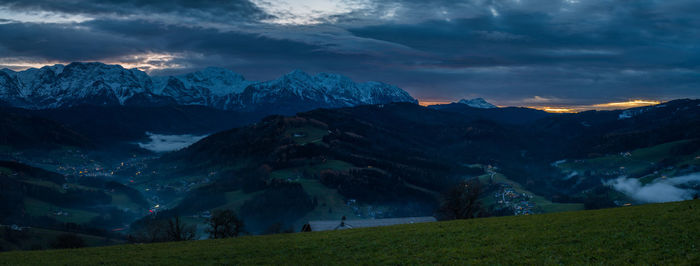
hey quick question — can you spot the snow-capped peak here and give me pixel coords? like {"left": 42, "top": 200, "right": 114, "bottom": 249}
{"left": 286, "top": 69, "right": 312, "bottom": 78}
{"left": 0, "top": 63, "right": 417, "bottom": 111}
{"left": 456, "top": 98, "right": 497, "bottom": 109}
{"left": 169, "top": 67, "right": 249, "bottom": 96}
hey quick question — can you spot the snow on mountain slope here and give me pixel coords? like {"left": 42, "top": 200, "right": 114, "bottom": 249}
{"left": 0, "top": 62, "right": 416, "bottom": 111}
{"left": 0, "top": 71, "right": 21, "bottom": 100}
{"left": 2, "top": 62, "right": 155, "bottom": 108}
{"left": 167, "top": 67, "right": 250, "bottom": 96}
{"left": 225, "top": 70, "right": 416, "bottom": 112}
{"left": 456, "top": 98, "right": 497, "bottom": 109}
{"left": 13, "top": 65, "right": 64, "bottom": 97}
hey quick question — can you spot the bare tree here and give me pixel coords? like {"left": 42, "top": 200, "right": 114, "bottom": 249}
{"left": 51, "top": 233, "right": 85, "bottom": 249}
{"left": 128, "top": 219, "right": 168, "bottom": 243}
{"left": 145, "top": 220, "right": 166, "bottom": 242}
{"left": 166, "top": 216, "right": 196, "bottom": 241}
{"left": 437, "top": 179, "right": 485, "bottom": 220}
{"left": 206, "top": 209, "right": 244, "bottom": 239}
{"left": 265, "top": 222, "right": 283, "bottom": 235}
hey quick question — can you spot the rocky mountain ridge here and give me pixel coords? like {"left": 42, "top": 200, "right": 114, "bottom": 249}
{"left": 0, "top": 62, "right": 416, "bottom": 111}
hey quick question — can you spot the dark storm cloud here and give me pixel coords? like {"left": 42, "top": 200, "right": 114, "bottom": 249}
{"left": 0, "top": 17, "right": 381, "bottom": 79}
{"left": 342, "top": 0, "right": 700, "bottom": 102}
{"left": 0, "top": 22, "right": 143, "bottom": 61}
{"left": 82, "top": 19, "right": 380, "bottom": 76}
{"left": 348, "top": 10, "right": 697, "bottom": 69}
{"left": 0, "top": 0, "right": 270, "bottom": 22}
{"left": 0, "top": 0, "right": 698, "bottom": 104}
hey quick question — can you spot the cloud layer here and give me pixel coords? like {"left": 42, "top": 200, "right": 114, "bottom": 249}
{"left": 0, "top": 0, "right": 699, "bottom": 105}
{"left": 605, "top": 173, "right": 700, "bottom": 203}
{"left": 137, "top": 132, "right": 207, "bottom": 153}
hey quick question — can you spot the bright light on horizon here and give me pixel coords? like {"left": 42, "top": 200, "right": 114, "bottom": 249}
{"left": 0, "top": 53, "right": 186, "bottom": 73}
{"left": 0, "top": 60, "right": 64, "bottom": 71}
{"left": 528, "top": 99, "right": 663, "bottom": 113}
{"left": 592, "top": 100, "right": 661, "bottom": 108}
{"left": 418, "top": 98, "right": 663, "bottom": 113}
{"left": 541, "top": 107, "right": 576, "bottom": 113}
{"left": 110, "top": 53, "right": 186, "bottom": 72}
{"left": 418, "top": 100, "right": 452, "bottom": 106}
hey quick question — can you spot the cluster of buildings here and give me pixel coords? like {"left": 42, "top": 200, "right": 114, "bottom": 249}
{"left": 493, "top": 184, "right": 535, "bottom": 216}
{"left": 4, "top": 149, "right": 110, "bottom": 177}
{"left": 0, "top": 224, "right": 31, "bottom": 232}
{"left": 143, "top": 177, "right": 211, "bottom": 195}
{"left": 51, "top": 209, "right": 70, "bottom": 217}
{"left": 65, "top": 166, "right": 113, "bottom": 177}
{"left": 346, "top": 199, "right": 386, "bottom": 219}
{"left": 303, "top": 216, "right": 436, "bottom": 232}
{"left": 111, "top": 155, "right": 160, "bottom": 177}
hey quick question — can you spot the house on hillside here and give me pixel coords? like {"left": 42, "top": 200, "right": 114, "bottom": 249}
{"left": 9, "top": 224, "right": 30, "bottom": 231}
{"left": 301, "top": 216, "right": 436, "bottom": 232}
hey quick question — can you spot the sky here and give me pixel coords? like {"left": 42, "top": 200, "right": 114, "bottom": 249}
{"left": 0, "top": 0, "right": 698, "bottom": 107}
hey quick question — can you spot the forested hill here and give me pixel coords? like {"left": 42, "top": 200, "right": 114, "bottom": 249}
{"left": 140, "top": 99, "right": 700, "bottom": 233}
{"left": 0, "top": 109, "right": 91, "bottom": 150}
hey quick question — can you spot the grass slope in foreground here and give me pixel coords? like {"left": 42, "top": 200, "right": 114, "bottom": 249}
{"left": 2, "top": 200, "right": 699, "bottom": 265}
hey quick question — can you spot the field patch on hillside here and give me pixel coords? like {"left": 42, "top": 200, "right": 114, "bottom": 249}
{"left": 23, "top": 198, "right": 99, "bottom": 224}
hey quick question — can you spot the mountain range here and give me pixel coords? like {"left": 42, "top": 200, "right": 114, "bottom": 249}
{"left": 455, "top": 98, "right": 497, "bottom": 108}
{"left": 1, "top": 61, "right": 698, "bottom": 240}
{"left": 0, "top": 62, "right": 416, "bottom": 112}
{"left": 1, "top": 80, "right": 698, "bottom": 238}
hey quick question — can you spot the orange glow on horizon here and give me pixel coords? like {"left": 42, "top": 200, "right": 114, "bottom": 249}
{"left": 419, "top": 98, "right": 661, "bottom": 113}
{"left": 591, "top": 99, "right": 661, "bottom": 108}
{"left": 418, "top": 100, "right": 453, "bottom": 106}
{"left": 1, "top": 53, "right": 184, "bottom": 73}
{"left": 539, "top": 107, "right": 576, "bottom": 113}
{"left": 529, "top": 99, "right": 662, "bottom": 113}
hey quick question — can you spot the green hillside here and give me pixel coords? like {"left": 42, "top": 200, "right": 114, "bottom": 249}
{"left": 0, "top": 161, "right": 149, "bottom": 233}
{"left": 477, "top": 170, "right": 585, "bottom": 214}
{"left": 556, "top": 139, "right": 700, "bottom": 184}
{"left": 0, "top": 227, "right": 124, "bottom": 251}
{"left": 2, "top": 200, "right": 698, "bottom": 265}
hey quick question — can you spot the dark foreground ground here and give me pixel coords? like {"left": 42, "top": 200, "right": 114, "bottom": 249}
{"left": 1, "top": 200, "right": 698, "bottom": 265}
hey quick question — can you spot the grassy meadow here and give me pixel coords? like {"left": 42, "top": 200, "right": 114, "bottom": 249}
{"left": 1, "top": 200, "right": 698, "bottom": 265}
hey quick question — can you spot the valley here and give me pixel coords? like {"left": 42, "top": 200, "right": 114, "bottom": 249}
{"left": 1, "top": 75, "right": 699, "bottom": 250}
{"left": 1, "top": 1, "right": 697, "bottom": 262}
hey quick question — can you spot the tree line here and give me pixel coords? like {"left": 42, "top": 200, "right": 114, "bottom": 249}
{"left": 128, "top": 209, "right": 245, "bottom": 243}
